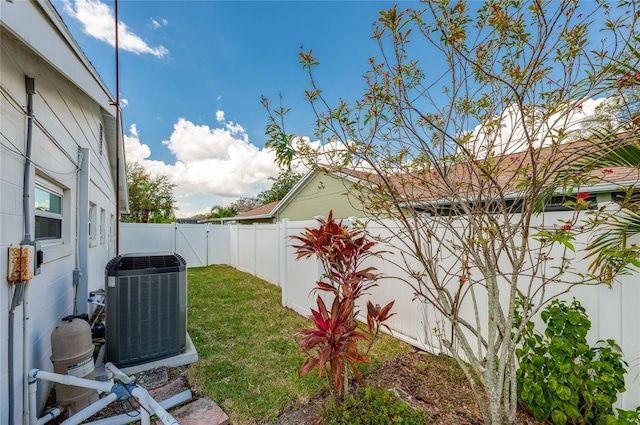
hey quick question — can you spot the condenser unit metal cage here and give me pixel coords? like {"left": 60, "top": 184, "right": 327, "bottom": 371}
{"left": 105, "top": 252, "right": 187, "bottom": 367}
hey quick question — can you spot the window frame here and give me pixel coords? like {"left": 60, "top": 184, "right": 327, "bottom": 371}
{"left": 89, "top": 202, "right": 98, "bottom": 247}
{"left": 34, "top": 181, "right": 63, "bottom": 242}
{"left": 100, "top": 208, "right": 106, "bottom": 244}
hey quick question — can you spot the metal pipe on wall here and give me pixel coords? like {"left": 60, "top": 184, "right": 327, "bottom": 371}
{"left": 9, "top": 75, "right": 36, "bottom": 425}
{"left": 76, "top": 148, "right": 90, "bottom": 315}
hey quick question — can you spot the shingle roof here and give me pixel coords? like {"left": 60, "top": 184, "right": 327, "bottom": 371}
{"left": 235, "top": 201, "right": 279, "bottom": 219}
{"left": 318, "top": 138, "right": 640, "bottom": 205}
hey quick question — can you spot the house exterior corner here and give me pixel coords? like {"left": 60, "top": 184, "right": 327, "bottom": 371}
{"left": 1, "top": 1, "right": 127, "bottom": 422}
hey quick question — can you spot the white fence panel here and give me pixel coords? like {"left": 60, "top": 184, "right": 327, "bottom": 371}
{"left": 229, "top": 224, "right": 240, "bottom": 269}
{"left": 360, "top": 220, "right": 431, "bottom": 350}
{"left": 236, "top": 225, "right": 256, "bottom": 274}
{"left": 175, "top": 224, "right": 209, "bottom": 267}
{"left": 282, "top": 220, "right": 322, "bottom": 317}
{"left": 118, "top": 217, "right": 640, "bottom": 409}
{"left": 120, "top": 223, "right": 228, "bottom": 268}
{"left": 564, "top": 246, "right": 640, "bottom": 409}
{"left": 208, "top": 224, "right": 232, "bottom": 265}
{"left": 119, "top": 223, "right": 175, "bottom": 254}
{"left": 254, "top": 223, "right": 281, "bottom": 284}
{"left": 618, "top": 272, "right": 640, "bottom": 409}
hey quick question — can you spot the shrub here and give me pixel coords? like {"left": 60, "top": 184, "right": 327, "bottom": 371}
{"left": 322, "top": 386, "right": 429, "bottom": 425}
{"left": 292, "top": 211, "right": 395, "bottom": 398}
{"left": 516, "top": 298, "right": 632, "bottom": 424}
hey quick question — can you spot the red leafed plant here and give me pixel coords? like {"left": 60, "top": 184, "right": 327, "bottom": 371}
{"left": 292, "top": 211, "right": 395, "bottom": 398}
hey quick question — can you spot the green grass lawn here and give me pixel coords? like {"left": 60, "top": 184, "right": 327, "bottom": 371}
{"left": 185, "top": 264, "right": 412, "bottom": 424}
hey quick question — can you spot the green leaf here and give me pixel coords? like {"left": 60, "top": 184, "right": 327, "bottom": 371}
{"left": 558, "top": 361, "right": 573, "bottom": 374}
{"left": 551, "top": 409, "right": 567, "bottom": 424}
{"left": 556, "top": 384, "right": 571, "bottom": 401}
{"left": 567, "top": 310, "right": 582, "bottom": 325}
{"left": 566, "top": 404, "right": 581, "bottom": 419}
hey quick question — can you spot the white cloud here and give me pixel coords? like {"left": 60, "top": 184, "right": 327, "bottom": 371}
{"left": 124, "top": 124, "right": 151, "bottom": 163}
{"left": 468, "top": 97, "right": 616, "bottom": 157}
{"left": 150, "top": 18, "right": 168, "bottom": 30}
{"left": 216, "top": 110, "right": 225, "bottom": 122}
{"left": 124, "top": 114, "right": 280, "bottom": 217}
{"left": 63, "top": 0, "right": 168, "bottom": 58}
{"left": 120, "top": 98, "right": 129, "bottom": 108}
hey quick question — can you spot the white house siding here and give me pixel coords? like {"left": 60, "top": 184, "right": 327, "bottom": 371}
{"left": 1, "top": 1, "right": 123, "bottom": 423}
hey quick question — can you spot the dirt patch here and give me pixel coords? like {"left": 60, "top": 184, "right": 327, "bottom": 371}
{"left": 271, "top": 350, "right": 543, "bottom": 425}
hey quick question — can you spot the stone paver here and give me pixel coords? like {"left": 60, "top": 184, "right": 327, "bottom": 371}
{"left": 153, "top": 397, "right": 230, "bottom": 425}
{"left": 137, "top": 371, "right": 229, "bottom": 425}
{"left": 135, "top": 367, "right": 169, "bottom": 389}
{"left": 147, "top": 376, "right": 187, "bottom": 401}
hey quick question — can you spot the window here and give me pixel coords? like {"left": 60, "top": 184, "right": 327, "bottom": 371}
{"left": 89, "top": 202, "right": 97, "bottom": 246}
{"left": 35, "top": 185, "right": 62, "bottom": 240}
{"left": 611, "top": 190, "right": 640, "bottom": 209}
{"left": 543, "top": 194, "right": 597, "bottom": 212}
{"left": 100, "top": 208, "right": 106, "bottom": 244}
{"left": 422, "top": 193, "right": 597, "bottom": 217}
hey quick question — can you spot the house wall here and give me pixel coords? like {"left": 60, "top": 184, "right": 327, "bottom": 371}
{"left": 276, "top": 172, "right": 363, "bottom": 221}
{"left": 1, "top": 3, "right": 119, "bottom": 422}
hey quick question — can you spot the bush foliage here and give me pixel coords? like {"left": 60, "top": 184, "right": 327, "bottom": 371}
{"left": 322, "top": 386, "right": 429, "bottom": 425}
{"left": 515, "top": 299, "right": 634, "bottom": 424}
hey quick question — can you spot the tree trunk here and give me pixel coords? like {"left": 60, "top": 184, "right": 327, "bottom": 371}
{"left": 486, "top": 387, "right": 508, "bottom": 425}
{"left": 479, "top": 354, "right": 518, "bottom": 424}
{"left": 140, "top": 207, "right": 149, "bottom": 223}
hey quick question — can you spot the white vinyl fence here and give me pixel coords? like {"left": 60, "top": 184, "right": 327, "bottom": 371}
{"left": 119, "top": 218, "right": 640, "bottom": 410}
{"left": 119, "top": 222, "right": 230, "bottom": 267}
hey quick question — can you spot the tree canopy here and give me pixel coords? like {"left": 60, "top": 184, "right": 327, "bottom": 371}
{"left": 207, "top": 205, "right": 237, "bottom": 220}
{"left": 122, "top": 162, "right": 176, "bottom": 223}
{"left": 229, "top": 197, "right": 262, "bottom": 214}
{"left": 256, "top": 169, "right": 303, "bottom": 205}
{"left": 263, "top": 1, "right": 639, "bottom": 423}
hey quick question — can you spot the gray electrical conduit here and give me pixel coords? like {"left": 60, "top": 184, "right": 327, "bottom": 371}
{"left": 9, "top": 75, "right": 36, "bottom": 425}
{"left": 8, "top": 281, "right": 26, "bottom": 425}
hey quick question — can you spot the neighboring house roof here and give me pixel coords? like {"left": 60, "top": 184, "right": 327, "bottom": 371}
{"left": 198, "top": 201, "right": 279, "bottom": 224}
{"left": 233, "top": 201, "right": 279, "bottom": 220}
{"left": 221, "top": 201, "right": 279, "bottom": 223}
{"left": 1, "top": 0, "right": 128, "bottom": 212}
{"left": 209, "top": 141, "right": 639, "bottom": 225}
{"left": 176, "top": 218, "right": 200, "bottom": 224}
{"left": 273, "top": 140, "right": 639, "bottom": 218}
{"left": 316, "top": 141, "right": 640, "bottom": 207}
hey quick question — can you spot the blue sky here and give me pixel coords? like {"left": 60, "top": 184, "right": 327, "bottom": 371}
{"left": 52, "top": 1, "right": 616, "bottom": 218}
{"left": 53, "top": 0, "right": 409, "bottom": 217}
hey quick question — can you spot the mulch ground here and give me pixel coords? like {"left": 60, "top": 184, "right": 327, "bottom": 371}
{"left": 271, "top": 350, "right": 544, "bottom": 425}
